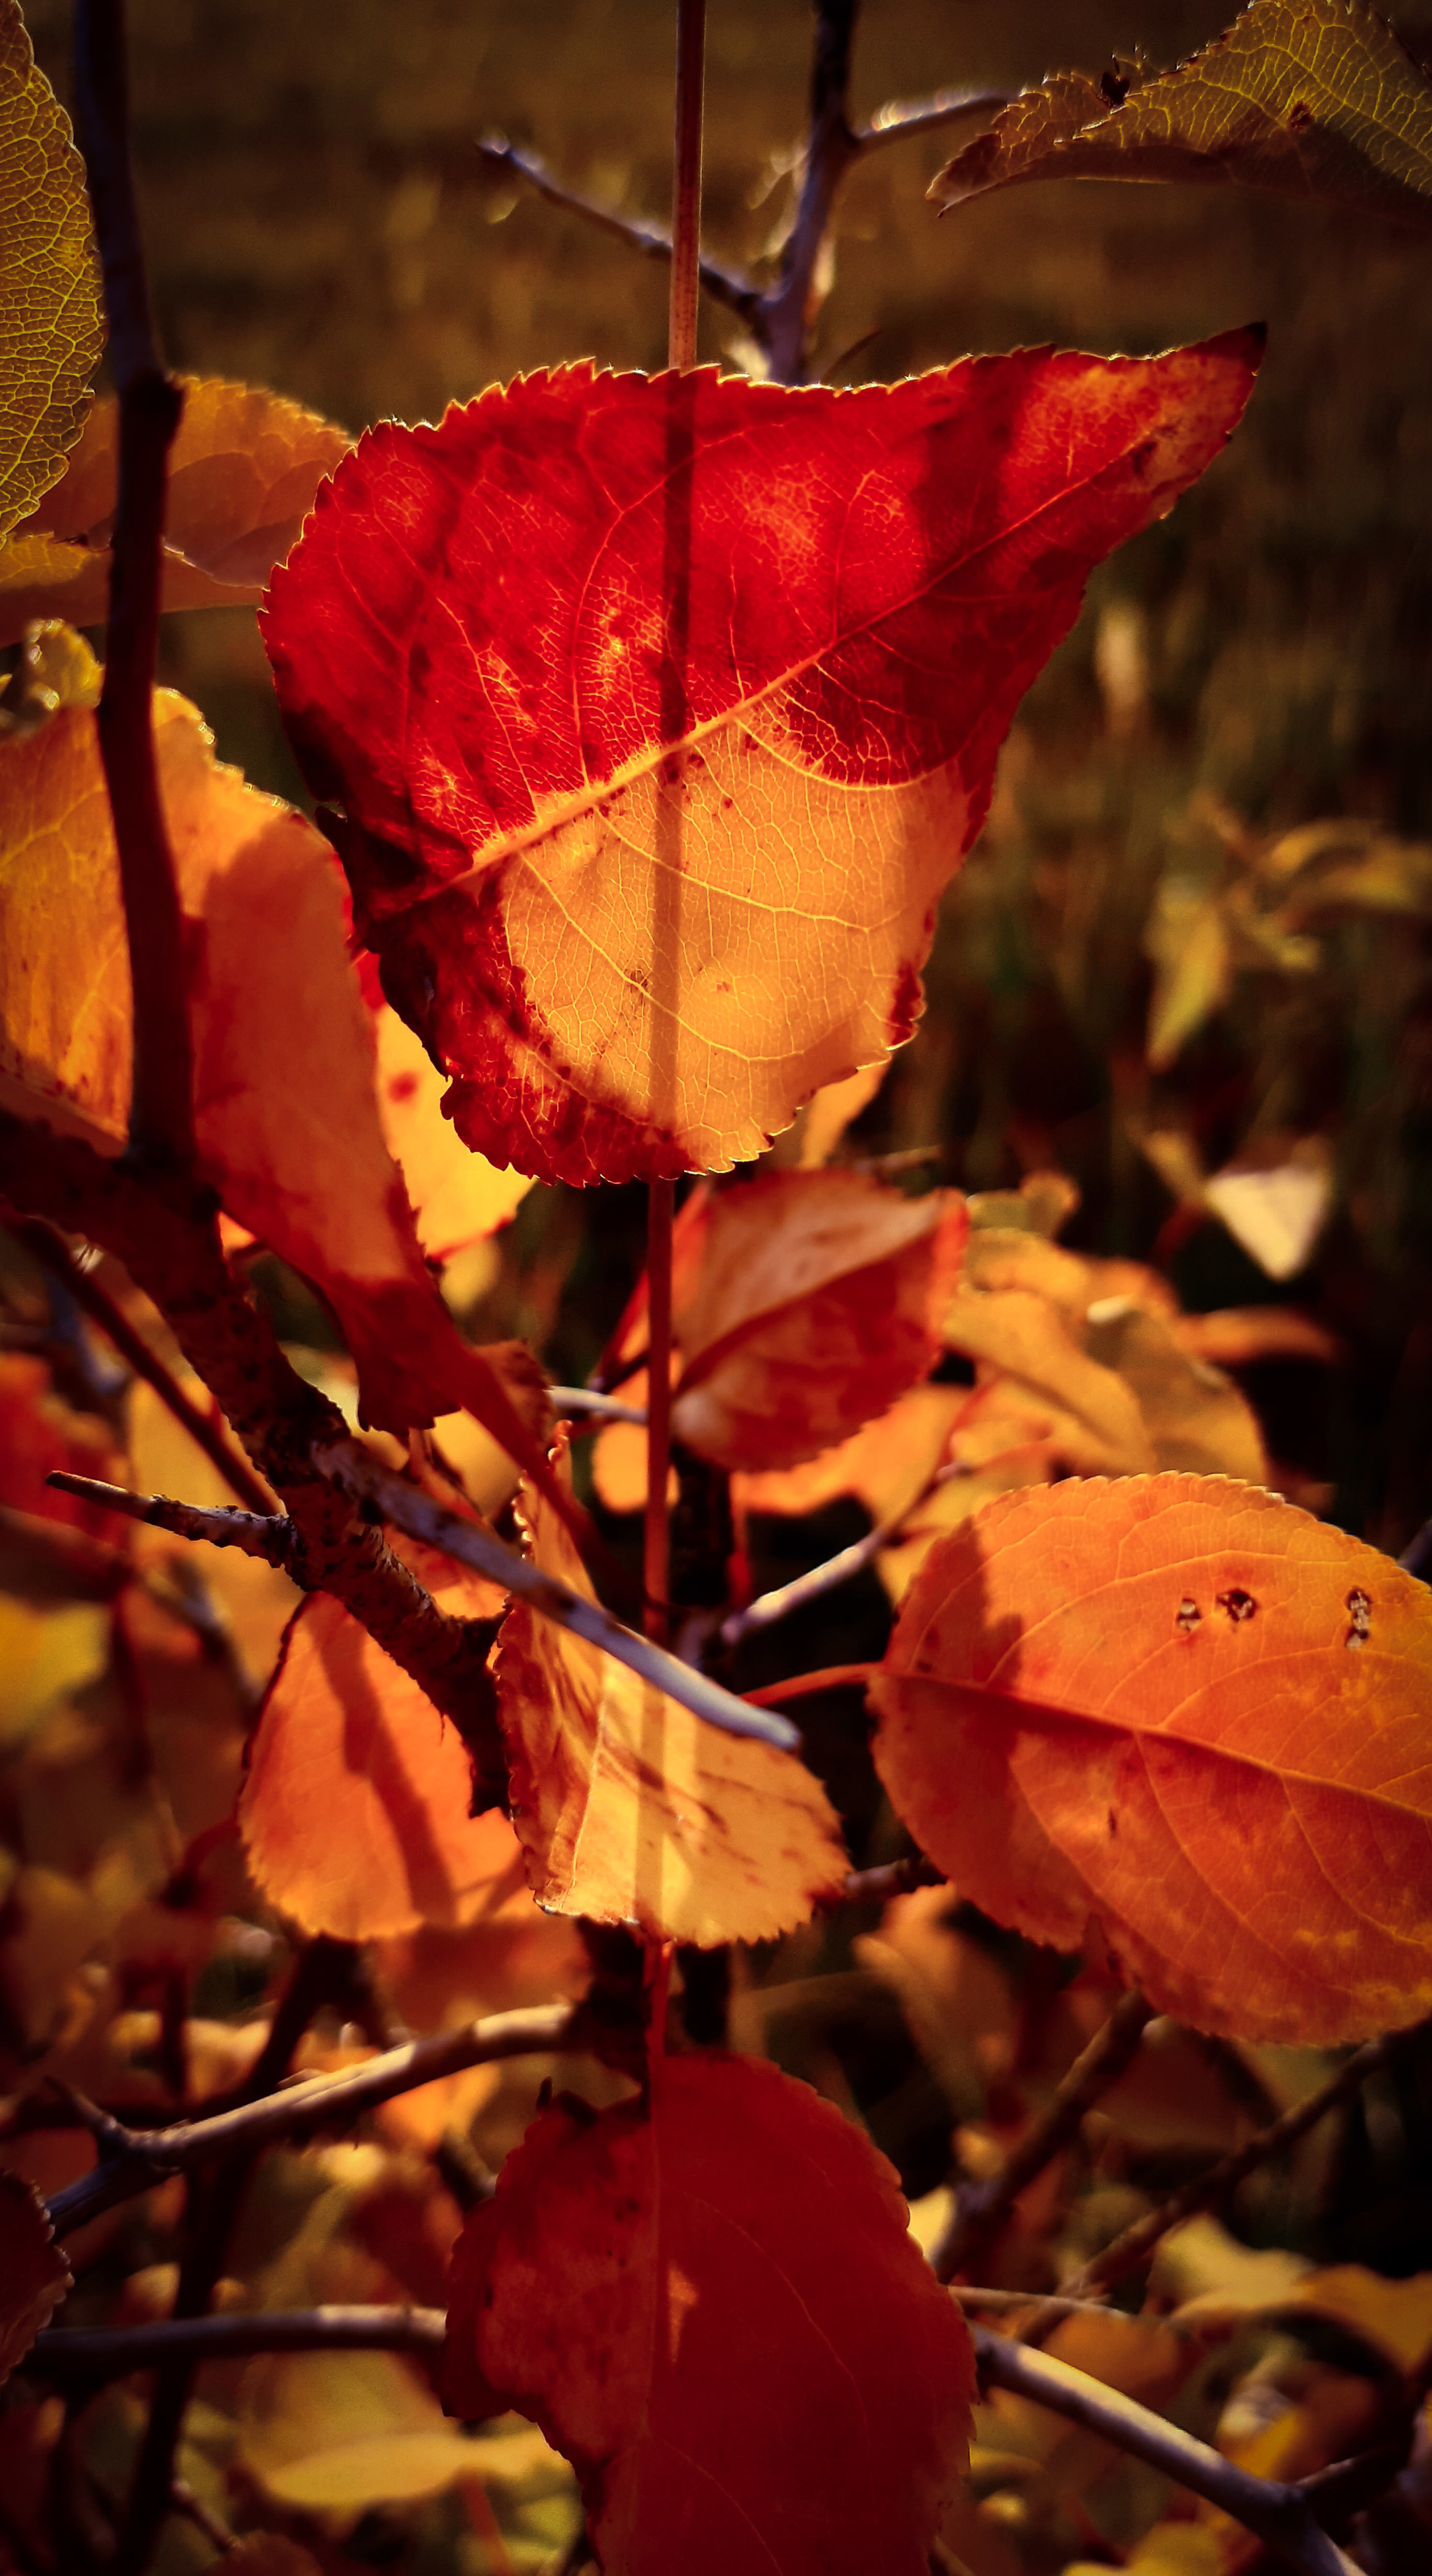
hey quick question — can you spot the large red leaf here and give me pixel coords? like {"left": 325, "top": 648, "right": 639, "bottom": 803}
{"left": 264, "top": 342, "right": 1260, "bottom": 1183}
{"left": 869, "top": 1475, "right": 1432, "bottom": 2042}
{"left": 443, "top": 2055, "right": 974, "bottom": 2574}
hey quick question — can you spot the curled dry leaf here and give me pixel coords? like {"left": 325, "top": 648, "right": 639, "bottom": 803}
{"left": 0, "top": 675, "right": 568, "bottom": 1498}
{"left": 264, "top": 342, "right": 1260, "bottom": 1183}
{"left": 870, "top": 1474, "right": 1432, "bottom": 2041}
{"left": 239, "top": 1581, "right": 510, "bottom": 1941}
{"left": 931, "top": 0, "right": 1432, "bottom": 229}
{"left": 496, "top": 1455, "right": 847, "bottom": 1943}
{"left": 443, "top": 2055, "right": 975, "bottom": 2576}
{"left": 671, "top": 1170, "right": 968, "bottom": 1472}
{"left": 0, "top": 0, "right": 102, "bottom": 543}
{"left": 0, "top": 376, "right": 351, "bottom": 643}
{"left": 0, "top": 2167, "right": 70, "bottom": 2380}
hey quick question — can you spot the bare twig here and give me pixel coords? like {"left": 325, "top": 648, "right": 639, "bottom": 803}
{"left": 952, "top": 2287, "right": 1109, "bottom": 2323}
{"left": 46, "top": 2002, "right": 579, "bottom": 2235}
{"left": 742, "top": 1660, "right": 878, "bottom": 1708}
{"left": 313, "top": 1432, "right": 801, "bottom": 1750}
{"left": 72, "top": 0, "right": 191, "bottom": 1169}
{"left": 839, "top": 1853, "right": 944, "bottom": 1904}
{"left": 17, "top": 1218, "right": 273, "bottom": 1512}
{"left": 1066, "top": 2029, "right": 1408, "bottom": 2298}
{"left": 549, "top": 1386, "right": 647, "bottom": 1425}
{"left": 668, "top": 0, "right": 708, "bottom": 372}
{"left": 852, "top": 87, "right": 1008, "bottom": 155}
{"left": 477, "top": 137, "right": 759, "bottom": 325}
{"left": 47, "top": 1470, "right": 294, "bottom": 1566}
{"left": 720, "top": 1461, "right": 966, "bottom": 1649}
{"left": 971, "top": 2329, "right": 1358, "bottom": 2576}
{"left": 933, "top": 1988, "right": 1155, "bottom": 2282}
{"left": 645, "top": 1183, "right": 675, "bottom": 1642}
{"left": 32, "top": 2305, "right": 448, "bottom": 2377}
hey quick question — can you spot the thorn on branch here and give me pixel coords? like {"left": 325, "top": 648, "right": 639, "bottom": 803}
{"left": 46, "top": 1470, "right": 296, "bottom": 1568}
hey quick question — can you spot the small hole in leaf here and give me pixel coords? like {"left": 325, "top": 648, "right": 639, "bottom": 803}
{"left": 1288, "top": 98, "right": 1314, "bottom": 131}
{"left": 1345, "top": 1586, "right": 1372, "bottom": 1649}
{"left": 1175, "top": 1597, "right": 1201, "bottom": 1634}
{"left": 1216, "top": 1588, "right": 1257, "bottom": 1624}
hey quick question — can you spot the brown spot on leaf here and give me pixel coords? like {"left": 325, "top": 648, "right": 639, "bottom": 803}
{"left": 1287, "top": 99, "right": 1315, "bottom": 132}
{"left": 1216, "top": 1587, "right": 1257, "bottom": 1624}
{"left": 1345, "top": 1586, "right": 1372, "bottom": 1649}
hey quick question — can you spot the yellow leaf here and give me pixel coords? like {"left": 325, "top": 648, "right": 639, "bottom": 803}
{"left": 1204, "top": 1139, "right": 1332, "bottom": 1281}
{"left": 1145, "top": 878, "right": 1233, "bottom": 1069}
{"left": 237, "top": 2348, "right": 503, "bottom": 2509}
{"left": 0, "top": 0, "right": 102, "bottom": 539}
{"left": 1084, "top": 1303, "right": 1268, "bottom": 1482}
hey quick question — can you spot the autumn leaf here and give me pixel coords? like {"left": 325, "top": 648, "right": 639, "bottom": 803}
{"left": 496, "top": 1453, "right": 847, "bottom": 1943}
{"left": 0, "top": 0, "right": 102, "bottom": 543}
{"left": 1175, "top": 1307, "right": 1342, "bottom": 1367}
{"left": 0, "top": 2168, "right": 69, "bottom": 2381}
{"left": 0, "top": 376, "right": 351, "bottom": 643}
{"left": 0, "top": 674, "right": 568, "bottom": 1497}
{"left": 239, "top": 1566, "right": 514, "bottom": 1941}
{"left": 931, "top": 1, "right": 1432, "bottom": 230}
{"left": 443, "top": 2055, "right": 975, "bottom": 2575}
{"left": 238, "top": 2348, "right": 508, "bottom": 2510}
{"left": 732, "top": 1382, "right": 966, "bottom": 1525}
{"left": 870, "top": 1475, "right": 1432, "bottom": 2041}
{"left": 671, "top": 1170, "right": 967, "bottom": 1472}
{"left": 264, "top": 342, "right": 1260, "bottom": 1184}
{"left": 943, "top": 1280, "right": 1154, "bottom": 1476}
{"left": 1083, "top": 1302, "right": 1268, "bottom": 1483}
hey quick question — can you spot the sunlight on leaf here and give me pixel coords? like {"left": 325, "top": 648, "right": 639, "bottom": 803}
{"left": 265, "top": 343, "right": 1260, "bottom": 1182}
{"left": 871, "top": 1474, "right": 1432, "bottom": 2041}
{"left": 0, "top": 0, "right": 102, "bottom": 541}
{"left": 443, "top": 2056, "right": 975, "bottom": 2576}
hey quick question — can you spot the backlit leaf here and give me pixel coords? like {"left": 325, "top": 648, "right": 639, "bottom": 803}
{"left": 373, "top": 997, "right": 533, "bottom": 1263}
{"left": 0, "top": 2168, "right": 69, "bottom": 2381}
{"left": 0, "top": 0, "right": 102, "bottom": 540}
{"left": 240, "top": 1584, "right": 509, "bottom": 1941}
{"left": 869, "top": 1474, "right": 1432, "bottom": 2040}
{"left": 670, "top": 1170, "right": 968, "bottom": 1472}
{"left": 443, "top": 2055, "right": 975, "bottom": 2575}
{"left": 496, "top": 1454, "right": 847, "bottom": 1943}
{"left": 0, "top": 376, "right": 350, "bottom": 642}
{"left": 264, "top": 343, "right": 1260, "bottom": 1183}
{"left": 733, "top": 1383, "right": 966, "bottom": 1525}
{"left": 0, "top": 677, "right": 568, "bottom": 1491}
{"left": 931, "top": 1, "right": 1432, "bottom": 231}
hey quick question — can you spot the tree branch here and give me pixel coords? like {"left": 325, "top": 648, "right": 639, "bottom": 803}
{"left": 851, "top": 87, "right": 1009, "bottom": 155}
{"left": 0, "top": 1123, "right": 507, "bottom": 1798}
{"left": 72, "top": 0, "right": 192, "bottom": 1169}
{"left": 477, "top": 137, "right": 759, "bottom": 323}
{"left": 971, "top": 2329, "right": 1359, "bottom": 2576}
{"left": 933, "top": 1988, "right": 1154, "bottom": 2282}
{"left": 45, "top": 2002, "right": 579, "bottom": 2235}
{"left": 1065, "top": 2027, "right": 1412, "bottom": 2298}
{"left": 550, "top": 1386, "right": 647, "bottom": 1425}
{"left": 840, "top": 1853, "right": 944, "bottom": 1903}
{"left": 47, "top": 1470, "right": 294, "bottom": 1566}
{"left": 719, "top": 1463, "right": 964, "bottom": 1649}
{"left": 31, "top": 2304, "right": 448, "bottom": 2377}
{"left": 313, "top": 1431, "right": 802, "bottom": 1750}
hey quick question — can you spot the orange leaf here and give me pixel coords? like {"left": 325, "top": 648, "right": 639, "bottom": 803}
{"left": 733, "top": 1382, "right": 966, "bottom": 1524}
{"left": 0, "top": 2168, "right": 69, "bottom": 2382}
{"left": 0, "top": 374, "right": 351, "bottom": 641}
{"left": 265, "top": 343, "right": 1260, "bottom": 1183}
{"left": 443, "top": 2055, "right": 975, "bottom": 2575}
{"left": 0, "top": 678, "right": 572, "bottom": 1506}
{"left": 372, "top": 997, "right": 532, "bottom": 1263}
{"left": 496, "top": 1456, "right": 847, "bottom": 1943}
{"left": 869, "top": 1475, "right": 1432, "bottom": 2041}
{"left": 671, "top": 1170, "right": 968, "bottom": 1472}
{"left": 239, "top": 1590, "right": 512, "bottom": 1941}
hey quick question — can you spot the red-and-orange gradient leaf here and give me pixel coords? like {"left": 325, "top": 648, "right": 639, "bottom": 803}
{"left": 263, "top": 341, "right": 1261, "bottom": 1186}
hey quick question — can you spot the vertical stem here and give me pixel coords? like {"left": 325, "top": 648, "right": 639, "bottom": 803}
{"left": 645, "top": 0, "right": 705, "bottom": 1640}
{"left": 73, "top": 0, "right": 192, "bottom": 1171}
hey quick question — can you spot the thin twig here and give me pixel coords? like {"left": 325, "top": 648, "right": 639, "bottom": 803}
{"left": 72, "top": 0, "right": 191, "bottom": 1169}
{"left": 17, "top": 1219, "right": 273, "bottom": 1512}
{"left": 1066, "top": 2029, "right": 1408, "bottom": 2298}
{"left": 720, "top": 1462, "right": 964, "bottom": 1649}
{"left": 549, "top": 1386, "right": 647, "bottom": 1425}
{"left": 933, "top": 1988, "right": 1155, "bottom": 2282}
{"left": 645, "top": 1183, "right": 675, "bottom": 1642}
{"left": 852, "top": 87, "right": 1008, "bottom": 154}
{"left": 952, "top": 2287, "right": 1110, "bottom": 2322}
{"left": 45, "top": 2002, "right": 579, "bottom": 2236}
{"left": 741, "top": 1659, "right": 878, "bottom": 1708}
{"left": 971, "top": 2329, "right": 1358, "bottom": 2576}
{"left": 478, "top": 137, "right": 759, "bottom": 324}
{"left": 47, "top": 1471, "right": 294, "bottom": 1566}
{"left": 668, "top": 0, "right": 708, "bottom": 371}
{"left": 839, "top": 1853, "right": 944, "bottom": 1904}
{"left": 32, "top": 2305, "right": 448, "bottom": 2378}
{"left": 313, "top": 1432, "right": 801, "bottom": 1750}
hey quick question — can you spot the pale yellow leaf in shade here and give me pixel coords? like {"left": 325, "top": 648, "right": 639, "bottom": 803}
{"left": 966, "top": 1169, "right": 1081, "bottom": 1239}
{"left": 1175, "top": 2262, "right": 1432, "bottom": 2375}
{"left": 871, "top": 1475, "right": 1432, "bottom": 2041}
{"left": 0, "top": 376, "right": 352, "bottom": 642}
{"left": 1144, "top": 878, "right": 1233, "bottom": 1068}
{"left": 992, "top": 2308, "right": 1203, "bottom": 2512}
{"left": 239, "top": 1592, "right": 510, "bottom": 1942}
{"left": 1155, "top": 2214, "right": 1313, "bottom": 2314}
{"left": 0, "top": 1, "right": 102, "bottom": 540}
{"left": 496, "top": 1458, "right": 848, "bottom": 1944}
{"left": 237, "top": 2349, "right": 506, "bottom": 2509}
{"left": 671, "top": 1169, "right": 968, "bottom": 1472}
{"left": 0, "top": 2168, "right": 70, "bottom": 2382}
{"left": 373, "top": 1002, "right": 532, "bottom": 1263}
{"left": 943, "top": 1286, "right": 1155, "bottom": 1476}
{"left": 589, "top": 1367, "right": 678, "bottom": 1515}
{"left": 1175, "top": 1307, "right": 1342, "bottom": 1367}
{"left": 1084, "top": 1303, "right": 1269, "bottom": 1482}
{"left": 795, "top": 1060, "right": 888, "bottom": 1166}
{"left": 931, "top": 0, "right": 1432, "bottom": 231}
{"left": 961, "top": 1225, "right": 1180, "bottom": 1327}
{"left": 1204, "top": 1139, "right": 1333, "bottom": 1281}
